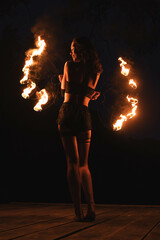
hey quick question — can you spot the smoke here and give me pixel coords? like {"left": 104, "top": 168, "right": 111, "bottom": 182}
{"left": 29, "top": 14, "right": 66, "bottom": 108}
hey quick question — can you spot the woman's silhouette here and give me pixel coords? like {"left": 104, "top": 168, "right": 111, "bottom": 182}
{"left": 57, "top": 37, "right": 103, "bottom": 221}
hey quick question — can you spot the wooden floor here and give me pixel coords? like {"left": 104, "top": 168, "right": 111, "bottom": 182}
{"left": 0, "top": 202, "right": 160, "bottom": 240}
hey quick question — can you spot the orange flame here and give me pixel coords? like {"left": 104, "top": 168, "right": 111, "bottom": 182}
{"left": 20, "top": 36, "right": 46, "bottom": 85}
{"left": 113, "top": 114, "right": 127, "bottom": 131}
{"left": 113, "top": 57, "right": 138, "bottom": 131}
{"left": 33, "top": 89, "right": 49, "bottom": 112}
{"left": 20, "top": 36, "right": 49, "bottom": 111}
{"left": 129, "top": 79, "right": 137, "bottom": 89}
{"left": 126, "top": 95, "right": 138, "bottom": 119}
{"left": 21, "top": 81, "right": 36, "bottom": 99}
{"left": 118, "top": 57, "right": 130, "bottom": 76}
{"left": 20, "top": 36, "right": 46, "bottom": 99}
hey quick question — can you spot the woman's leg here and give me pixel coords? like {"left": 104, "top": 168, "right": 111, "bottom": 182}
{"left": 60, "top": 132, "right": 83, "bottom": 219}
{"left": 77, "top": 130, "right": 95, "bottom": 218}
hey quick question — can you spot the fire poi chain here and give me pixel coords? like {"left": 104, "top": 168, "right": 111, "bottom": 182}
{"left": 113, "top": 57, "right": 138, "bottom": 131}
{"left": 20, "top": 36, "right": 49, "bottom": 111}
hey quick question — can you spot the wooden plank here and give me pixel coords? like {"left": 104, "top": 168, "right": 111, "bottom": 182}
{"left": 143, "top": 222, "right": 160, "bottom": 240}
{"left": 62, "top": 206, "right": 152, "bottom": 240}
{"left": 0, "top": 203, "right": 113, "bottom": 232}
{"left": 10, "top": 205, "right": 131, "bottom": 240}
{"left": 58, "top": 207, "right": 160, "bottom": 240}
{"left": 0, "top": 216, "right": 73, "bottom": 240}
{"left": 0, "top": 203, "right": 74, "bottom": 232}
{"left": 104, "top": 208, "right": 160, "bottom": 240}
{"left": 0, "top": 203, "right": 120, "bottom": 239}
{"left": 0, "top": 203, "right": 160, "bottom": 240}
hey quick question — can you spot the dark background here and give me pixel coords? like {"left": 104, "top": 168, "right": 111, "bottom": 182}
{"left": 0, "top": 0, "right": 160, "bottom": 204}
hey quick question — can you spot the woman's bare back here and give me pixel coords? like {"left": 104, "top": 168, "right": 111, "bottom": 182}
{"left": 66, "top": 61, "right": 85, "bottom": 84}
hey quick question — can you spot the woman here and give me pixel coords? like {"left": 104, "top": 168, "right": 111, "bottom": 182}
{"left": 57, "top": 37, "right": 103, "bottom": 222}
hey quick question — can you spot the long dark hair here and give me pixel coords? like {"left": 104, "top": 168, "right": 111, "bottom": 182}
{"left": 72, "top": 37, "right": 103, "bottom": 80}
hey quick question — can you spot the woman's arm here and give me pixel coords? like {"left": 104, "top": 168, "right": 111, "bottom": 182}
{"left": 90, "top": 90, "right": 101, "bottom": 100}
{"left": 93, "top": 73, "right": 101, "bottom": 89}
{"left": 59, "top": 62, "right": 68, "bottom": 97}
{"left": 90, "top": 73, "right": 101, "bottom": 101}
{"left": 58, "top": 74, "right": 63, "bottom": 83}
{"left": 61, "top": 62, "right": 67, "bottom": 90}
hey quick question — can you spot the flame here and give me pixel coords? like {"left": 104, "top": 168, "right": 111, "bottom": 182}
{"left": 113, "top": 57, "right": 138, "bottom": 131}
{"left": 21, "top": 81, "right": 36, "bottom": 99}
{"left": 126, "top": 96, "right": 138, "bottom": 119}
{"left": 129, "top": 79, "right": 137, "bottom": 89}
{"left": 20, "top": 36, "right": 49, "bottom": 111}
{"left": 33, "top": 89, "right": 49, "bottom": 112}
{"left": 118, "top": 57, "right": 130, "bottom": 76}
{"left": 113, "top": 114, "right": 127, "bottom": 131}
{"left": 20, "top": 36, "right": 46, "bottom": 85}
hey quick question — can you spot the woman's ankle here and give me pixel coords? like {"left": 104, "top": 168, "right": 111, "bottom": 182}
{"left": 75, "top": 206, "right": 83, "bottom": 218}
{"left": 87, "top": 201, "right": 95, "bottom": 213}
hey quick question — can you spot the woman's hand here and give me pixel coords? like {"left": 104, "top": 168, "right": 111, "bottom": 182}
{"left": 58, "top": 74, "right": 63, "bottom": 83}
{"left": 91, "top": 91, "right": 101, "bottom": 100}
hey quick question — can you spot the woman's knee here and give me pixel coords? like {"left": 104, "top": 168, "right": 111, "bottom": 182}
{"left": 67, "top": 162, "right": 80, "bottom": 178}
{"left": 66, "top": 154, "right": 79, "bottom": 165}
{"left": 79, "top": 165, "right": 89, "bottom": 172}
{"left": 66, "top": 155, "right": 79, "bottom": 172}
{"left": 79, "top": 157, "right": 89, "bottom": 167}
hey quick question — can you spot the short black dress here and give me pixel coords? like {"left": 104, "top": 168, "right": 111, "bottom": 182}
{"left": 57, "top": 81, "right": 94, "bottom": 136}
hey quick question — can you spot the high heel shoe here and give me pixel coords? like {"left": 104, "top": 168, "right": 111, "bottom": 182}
{"left": 84, "top": 201, "right": 96, "bottom": 221}
{"left": 73, "top": 209, "right": 84, "bottom": 222}
{"left": 84, "top": 211, "right": 96, "bottom": 222}
{"left": 73, "top": 215, "right": 84, "bottom": 222}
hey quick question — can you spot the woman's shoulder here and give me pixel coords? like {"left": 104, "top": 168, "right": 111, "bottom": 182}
{"left": 64, "top": 61, "right": 80, "bottom": 73}
{"left": 63, "top": 61, "right": 72, "bottom": 73}
{"left": 65, "top": 60, "right": 82, "bottom": 67}
{"left": 64, "top": 60, "right": 73, "bottom": 68}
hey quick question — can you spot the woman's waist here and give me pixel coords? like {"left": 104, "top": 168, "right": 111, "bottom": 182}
{"left": 64, "top": 93, "right": 90, "bottom": 107}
